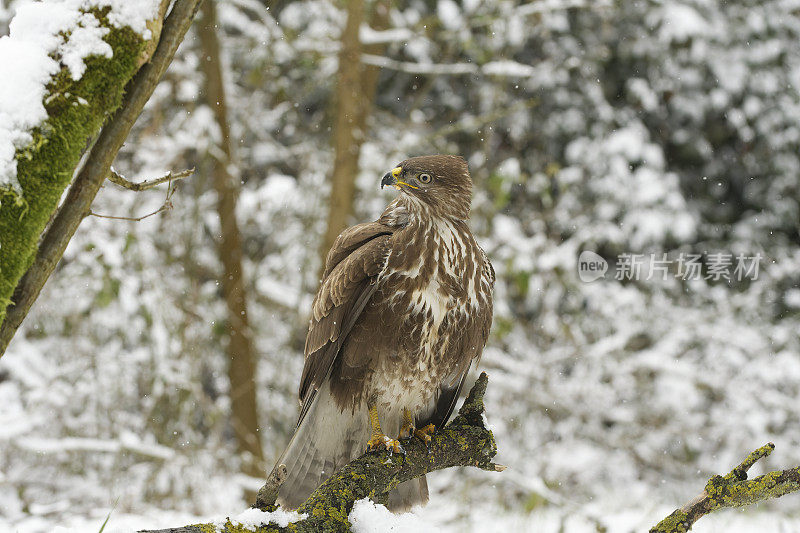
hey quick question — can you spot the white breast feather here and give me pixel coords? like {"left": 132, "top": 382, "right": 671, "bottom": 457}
{"left": 374, "top": 217, "right": 485, "bottom": 420}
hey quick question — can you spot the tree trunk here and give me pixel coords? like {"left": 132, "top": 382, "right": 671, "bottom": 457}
{"left": 197, "top": 0, "right": 266, "bottom": 484}
{"left": 318, "top": 0, "right": 389, "bottom": 269}
{"left": 360, "top": 1, "right": 391, "bottom": 104}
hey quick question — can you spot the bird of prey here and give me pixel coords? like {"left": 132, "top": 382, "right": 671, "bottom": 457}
{"left": 272, "top": 154, "right": 494, "bottom": 511}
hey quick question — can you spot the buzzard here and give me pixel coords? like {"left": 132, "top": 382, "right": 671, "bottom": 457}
{"left": 272, "top": 155, "right": 494, "bottom": 511}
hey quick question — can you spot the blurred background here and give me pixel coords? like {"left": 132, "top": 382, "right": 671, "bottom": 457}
{"left": 1, "top": 0, "right": 800, "bottom": 531}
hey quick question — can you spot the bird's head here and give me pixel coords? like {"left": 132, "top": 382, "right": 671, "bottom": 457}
{"left": 381, "top": 155, "right": 472, "bottom": 220}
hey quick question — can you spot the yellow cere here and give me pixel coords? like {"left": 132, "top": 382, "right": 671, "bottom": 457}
{"left": 395, "top": 180, "right": 418, "bottom": 190}
{"left": 391, "top": 166, "right": 419, "bottom": 190}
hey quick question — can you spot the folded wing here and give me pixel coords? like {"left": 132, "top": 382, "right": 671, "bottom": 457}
{"left": 296, "top": 222, "right": 394, "bottom": 424}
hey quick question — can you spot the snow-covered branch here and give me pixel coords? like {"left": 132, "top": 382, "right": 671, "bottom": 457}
{"left": 17, "top": 436, "right": 175, "bottom": 461}
{"left": 361, "top": 53, "right": 549, "bottom": 78}
{"left": 0, "top": 0, "right": 203, "bottom": 355}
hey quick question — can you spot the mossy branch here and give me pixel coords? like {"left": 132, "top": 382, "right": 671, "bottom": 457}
{"left": 140, "top": 372, "right": 503, "bottom": 533}
{"left": 0, "top": 0, "right": 203, "bottom": 356}
{"left": 0, "top": 2, "right": 166, "bottom": 331}
{"left": 651, "top": 442, "right": 800, "bottom": 532}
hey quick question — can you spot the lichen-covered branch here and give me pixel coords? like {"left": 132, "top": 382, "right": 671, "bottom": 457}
{"left": 140, "top": 372, "right": 503, "bottom": 533}
{"left": 651, "top": 443, "right": 800, "bottom": 532}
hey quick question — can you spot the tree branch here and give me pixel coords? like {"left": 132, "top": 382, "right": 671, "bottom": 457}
{"left": 91, "top": 175, "right": 183, "bottom": 222}
{"left": 651, "top": 442, "right": 800, "bottom": 532}
{"left": 140, "top": 372, "right": 503, "bottom": 533}
{"left": 107, "top": 167, "right": 194, "bottom": 191}
{"left": 0, "top": 0, "right": 204, "bottom": 356}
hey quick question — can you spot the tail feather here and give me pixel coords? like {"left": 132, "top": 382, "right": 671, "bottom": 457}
{"left": 271, "top": 382, "right": 431, "bottom": 511}
{"left": 274, "top": 382, "right": 367, "bottom": 509}
{"left": 387, "top": 476, "right": 429, "bottom": 512}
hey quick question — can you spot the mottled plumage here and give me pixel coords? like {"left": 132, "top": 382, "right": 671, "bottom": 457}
{"left": 272, "top": 155, "right": 494, "bottom": 511}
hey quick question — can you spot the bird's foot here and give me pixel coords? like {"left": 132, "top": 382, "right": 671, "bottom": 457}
{"left": 366, "top": 433, "right": 405, "bottom": 455}
{"left": 414, "top": 424, "right": 435, "bottom": 448}
{"left": 399, "top": 419, "right": 415, "bottom": 440}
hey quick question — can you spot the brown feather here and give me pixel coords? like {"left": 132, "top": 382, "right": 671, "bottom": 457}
{"left": 298, "top": 230, "right": 393, "bottom": 406}
{"left": 322, "top": 221, "right": 393, "bottom": 279}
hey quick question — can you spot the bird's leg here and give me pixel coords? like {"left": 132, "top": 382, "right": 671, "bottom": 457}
{"left": 366, "top": 403, "right": 404, "bottom": 455}
{"left": 399, "top": 408, "right": 416, "bottom": 440}
{"left": 399, "top": 408, "right": 435, "bottom": 448}
{"left": 414, "top": 423, "right": 436, "bottom": 447}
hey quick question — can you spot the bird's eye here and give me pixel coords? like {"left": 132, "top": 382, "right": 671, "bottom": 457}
{"left": 419, "top": 173, "right": 432, "bottom": 184}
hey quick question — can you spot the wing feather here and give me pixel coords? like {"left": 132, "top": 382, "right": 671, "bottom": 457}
{"left": 297, "top": 222, "right": 393, "bottom": 420}
{"left": 322, "top": 222, "right": 393, "bottom": 280}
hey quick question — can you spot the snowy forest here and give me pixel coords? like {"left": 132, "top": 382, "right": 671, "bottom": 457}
{"left": 1, "top": 0, "right": 800, "bottom": 531}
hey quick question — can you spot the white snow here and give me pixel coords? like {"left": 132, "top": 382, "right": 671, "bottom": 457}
{"left": 211, "top": 507, "right": 307, "bottom": 530}
{"left": 0, "top": 0, "right": 160, "bottom": 195}
{"left": 658, "top": 4, "right": 710, "bottom": 43}
{"left": 98, "top": 0, "right": 161, "bottom": 38}
{"left": 785, "top": 289, "right": 800, "bottom": 309}
{"left": 482, "top": 60, "right": 537, "bottom": 78}
{"left": 436, "top": 0, "right": 462, "bottom": 31}
{"left": 349, "top": 499, "right": 438, "bottom": 533}
{"left": 360, "top": 25, "right": 413, "bottom": 45}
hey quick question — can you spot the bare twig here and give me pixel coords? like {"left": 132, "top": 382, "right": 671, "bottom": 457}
{"left": 107, "top": 167, "right": 194, "bottom": 191}
{"left": 89, "top": 206, "right": 172, "bottom": 222}
{"left": 92, "top": 177, "right": 180, "bottom": 222}
{"left": 651, "top": 442, "right": 800, "bottom": 533}
{"left": 93, "top": 172, "right": 183, "bottom": 222}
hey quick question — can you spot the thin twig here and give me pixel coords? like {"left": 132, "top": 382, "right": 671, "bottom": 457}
{"left": 89, "top": 204, "right": 172, "bottom": 222}
{"left": 91, "top": 180, "right": 178, "bottom": 222}
{"left": 107, "top": 167, "right": 194, "bottom": 191}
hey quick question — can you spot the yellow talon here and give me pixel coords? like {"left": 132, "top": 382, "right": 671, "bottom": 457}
{"left": 366, "top": 435, "right": 383, "bottom": 452}
{"left": 399, "top": 409, "right": 434, "bottom": 447}
{"left": 414, "top": 423, "right": 435, "bottom": 446}
{"left": 366, "top": 434, "right": 404, "bottom": 455}
{"left": 367, "top": 403, "right": 405, "bottom": 454}
{"left": 399, "top": 408, "right": 415, "bottom": 440}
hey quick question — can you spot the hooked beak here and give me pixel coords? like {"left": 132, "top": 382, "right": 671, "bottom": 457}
{"left": 381, "top": 167, "right": 418, "bottom": 190}
{"left": 381, "top": 167, "right": 402, "bottom": 189}
{"left": 381, "top": 172, "right": 396, "bottom": 189}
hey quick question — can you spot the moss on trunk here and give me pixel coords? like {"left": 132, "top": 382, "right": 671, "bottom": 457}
{"left": 0, "top": 7, "right": 150, "bottom": 321}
